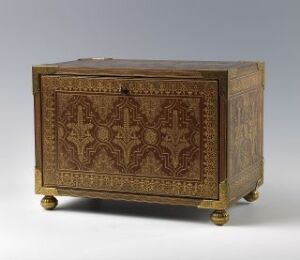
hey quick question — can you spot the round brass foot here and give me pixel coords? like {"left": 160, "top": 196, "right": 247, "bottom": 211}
{"left": 41, "top": 195, "right": 58, "bottom": 210}
{"left": 210, "top": 210, "right": 229, "bottom": 226}
{"left": 244, "top": 189, "right": 259, "bottom": 202}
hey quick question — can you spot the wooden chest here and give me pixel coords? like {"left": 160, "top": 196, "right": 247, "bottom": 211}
{"left": 33, "top": 58, "right": 264, "bottom": 225}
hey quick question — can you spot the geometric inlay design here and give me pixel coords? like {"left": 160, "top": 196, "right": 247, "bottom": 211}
{"left": 41, "top": 76, "right": 219, "bottom": 199}
{"left": 228, "top": 85, "right": 263, "bottom": 198}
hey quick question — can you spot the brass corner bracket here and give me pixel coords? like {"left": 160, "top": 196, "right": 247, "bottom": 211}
{"left": 32, "top": 65, "right": 58, "bottom": 95}
{"left": 256, "top": 62, "right": 265, "bottom": 89}
{"left": 35, "top": 168, "right": 59, "bottom": 196}
{"left": 256, "top": 176, "right": 264, "bottom": 189}
{"left": 197, "top": 181, "right": 228, "bottom": 210}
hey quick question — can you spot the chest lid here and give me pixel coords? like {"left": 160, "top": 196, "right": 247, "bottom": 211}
{"left": 34, "top": 58, "right": 261, "bottom": 78}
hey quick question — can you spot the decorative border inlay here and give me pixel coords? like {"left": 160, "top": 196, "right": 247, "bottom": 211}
{"left": 41, "top": 76, "right": 219, "bottom": 199}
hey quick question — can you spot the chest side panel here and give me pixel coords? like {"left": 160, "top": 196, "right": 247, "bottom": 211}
{"left": 228, "top": 69, "right": 264, "bottom": 201}
{"left": 41, "top": 75, "right": 219, "bottom": 199}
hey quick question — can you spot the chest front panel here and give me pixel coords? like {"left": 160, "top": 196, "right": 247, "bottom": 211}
{"left": 40, "top": 76, "right": 219, "bottom": 199}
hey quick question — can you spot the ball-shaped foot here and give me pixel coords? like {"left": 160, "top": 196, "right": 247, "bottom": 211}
{"left": 210, "top": 210, "right": 229, "bottom": 226}
{"left": 244, "top": 189, "right": 259, "bottom": 202}
{"left": 41, "top": 195, "right": 58, "bottom": 210}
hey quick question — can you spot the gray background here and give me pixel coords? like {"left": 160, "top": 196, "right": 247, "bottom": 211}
{"left": 0, "top": 0, "right": 299, "bottom": 259}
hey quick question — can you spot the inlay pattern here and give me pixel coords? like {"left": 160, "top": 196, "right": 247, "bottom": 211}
{"left": 41, "top": 76, "right": 219, "bottom": 198}
{"left": 161, "top": 110, "right": 190, "bottom": 168}
{"left": 228, "top": 76, "right": 263, "bottom": 200}
{"left": 66, "top": 105, "right": 94, "bottom": 162}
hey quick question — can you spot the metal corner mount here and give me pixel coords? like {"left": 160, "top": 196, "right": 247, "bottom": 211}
{"left": 197, "top": 181, "right": 228, "bottom": 210}
{"left": 35, "top": 168, "right": 59, "bottom": 196}
{"left": 256, "top": 176, "right": 264, "bottom": 189}
{"left": 256, "top": 62, "right": 265, "bottom": 89}
{"left": 32, "top": 65, "right": 58, "bottom": 95}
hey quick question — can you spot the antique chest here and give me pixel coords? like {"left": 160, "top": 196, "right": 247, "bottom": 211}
{"left": 33, "top": 58, "right": 264, "bottom": 225}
